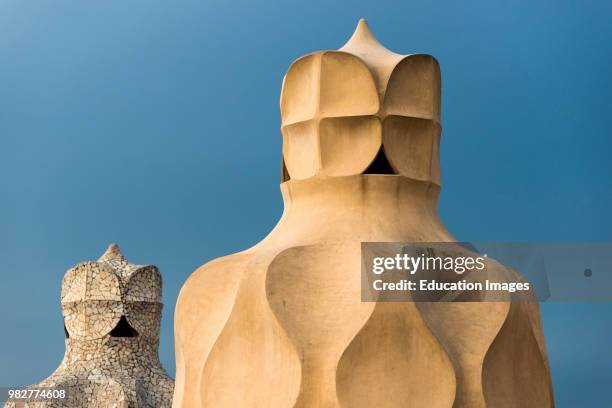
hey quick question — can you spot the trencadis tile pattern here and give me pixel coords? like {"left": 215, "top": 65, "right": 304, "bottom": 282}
{"left": 5, "top": 244, "right": 173, "bottom": 408}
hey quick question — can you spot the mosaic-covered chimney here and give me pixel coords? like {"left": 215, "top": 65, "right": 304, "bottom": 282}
{"left": 173, "top": 20, "right": 554, "bottom": 408}
{"left": 5, "top": 244, "right": 174, "bottom": 408}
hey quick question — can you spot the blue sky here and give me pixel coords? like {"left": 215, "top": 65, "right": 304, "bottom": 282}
{"left": 1, "top": 0, "right": 611, "bottom": 406}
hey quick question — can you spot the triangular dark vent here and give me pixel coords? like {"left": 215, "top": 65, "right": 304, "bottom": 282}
{"left": 110, "top": 315, "right": 139, "bottom": 338}
{"left": 363, "top": 146, "right": 396, "bottom": 174}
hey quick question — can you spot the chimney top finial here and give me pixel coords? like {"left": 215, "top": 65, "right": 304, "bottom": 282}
{"left": 98, "top": 243, "right": 125, "bottom": 262}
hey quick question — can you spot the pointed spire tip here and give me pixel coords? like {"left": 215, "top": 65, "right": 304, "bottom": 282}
{"left": 99, "top": 243, "right": 125, "bottom": 262}
{"left": 355, "top": 18, "right": 371, "bottom": 32}
{"left": 341, "top": 17, "right": 381, "bottom": 50}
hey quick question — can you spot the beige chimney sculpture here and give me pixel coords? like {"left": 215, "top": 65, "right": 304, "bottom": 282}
{"left": 4, "top": 244, "right": 174, "bottom": 408}
{"left": 173, "top": 20, "right": 554, "bottom": 407}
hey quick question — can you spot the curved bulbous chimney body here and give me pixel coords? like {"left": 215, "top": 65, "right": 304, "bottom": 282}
{"left": 173, "top": 20, "right": 554, "bottom": 408}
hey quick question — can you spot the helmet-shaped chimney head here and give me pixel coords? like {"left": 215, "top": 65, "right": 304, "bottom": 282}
{"left": 280, "top": 19, "right": 441, "bottom": 184}
{"left": 60, "top": 244, "right": 163, "bottom": 341}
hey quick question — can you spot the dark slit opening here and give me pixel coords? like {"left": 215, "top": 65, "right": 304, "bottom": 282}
{"left": 110, "top": 315, "right": 139, "bottom": 338}
{"left": 64, "top": 323, "right": 70, "bottom": 338}
{"left": 281, "top": 158, "right": 291, "bottom": 182}
{"left": 363, "top": 146, "right": 396, "bottom": 175}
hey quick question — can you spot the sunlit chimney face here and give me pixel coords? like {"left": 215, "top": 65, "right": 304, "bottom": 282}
{"left": 280, "top": 19, "right": 441, "bottom": 184}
